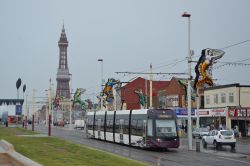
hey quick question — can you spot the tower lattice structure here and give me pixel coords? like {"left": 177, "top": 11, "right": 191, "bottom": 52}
{"left": 56, "top": 25, "right": 70, "bottom": 99}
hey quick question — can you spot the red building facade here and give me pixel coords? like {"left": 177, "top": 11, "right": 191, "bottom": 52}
{"left": 120, "top": 77, "right": 188, "bottom": 110}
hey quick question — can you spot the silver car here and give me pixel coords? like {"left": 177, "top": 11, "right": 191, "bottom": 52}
{"left": 192, "top": 128, "right": 209, "bottom": 139}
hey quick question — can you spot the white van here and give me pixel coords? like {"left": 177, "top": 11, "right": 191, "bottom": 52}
{"left": 74, "top": 120, "right": 85, "bottom": 129}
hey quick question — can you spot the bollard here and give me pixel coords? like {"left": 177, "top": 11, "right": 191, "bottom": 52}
{"left": 196, "top": 141, "right": 200, "bottom": 152}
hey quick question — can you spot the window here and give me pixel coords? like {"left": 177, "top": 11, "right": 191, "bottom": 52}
{"left": 205, "top": 95, "right": 210, "bottom": 105}
{"left": 221, "top": 93, "right": 226, "bottom": 103}
{"left": 115, "top": 119, "right": 120, "bottom": 133}
{"left": 156, "top": 120, "right": 177, "bottom": 137}
{"left": 229, "top": 92, "right": 234, "bottom": 103}
{"left": 214, "top": 94, "right": 218, "bottom": 104}
{"left": 147, "top": 119, "right": 153, "bottom": 136}
{"left": 124, "top": 120, "right": 129, "bottom": 134}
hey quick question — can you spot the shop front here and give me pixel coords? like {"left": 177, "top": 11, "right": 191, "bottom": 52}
{"left": 196, "top": 109, "right": 226, "bottom": 130}
{"left": 227, "top": 107, "right": 250, "bottom": 137}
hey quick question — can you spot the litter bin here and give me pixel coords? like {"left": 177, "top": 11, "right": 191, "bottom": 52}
{"left": 196, "top": 141, "right": 200, "bottom": 152}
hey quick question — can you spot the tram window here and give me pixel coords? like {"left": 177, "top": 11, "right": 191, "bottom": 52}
{"left": 107, "top": 119, "right": 113, "bottom": 132}
{"left": 137, "top": 120, "right": 143, "bottom": 136}
{"left": 131, "top": 120, "right": 137, "bottom": 135}
{"left": 88, "top": 119, "right": 93, "bottom": 129}
{"left": 124, "top": 119, "right": 129, "bottom": 134}
{"left": 101, "top": 119, "right": 104, "bottom": 131}
{"left": 106, "top": 120, "right": 111, "bottom": 132}
{"left": 147, "top": 119, "right": 153, "bottom": 136}
{"left": 115, "top": 119, "right": 120, "bottom": 133}
{"left": 106, "top": 120, "right": 110, "bottom": 132}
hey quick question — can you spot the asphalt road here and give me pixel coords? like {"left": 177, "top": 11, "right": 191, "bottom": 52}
{"left": 31, "top": 125, "right": 250, "bottom": 166}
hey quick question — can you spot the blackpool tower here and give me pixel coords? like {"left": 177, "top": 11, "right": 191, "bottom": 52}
{"left": 56, "top": 25, "right": 70, "bottom": 98}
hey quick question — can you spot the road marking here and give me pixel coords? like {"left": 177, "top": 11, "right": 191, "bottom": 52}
{"left": 218, "top": 156, "right": 250, "bottom": 164}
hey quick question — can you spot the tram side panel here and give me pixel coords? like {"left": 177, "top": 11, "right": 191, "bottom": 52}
{"left": 95, "top": 114, "right": 105, "bottom": 140}
{"left": 114, "top": 112, "right": 130, "bottom": 145}
{"left": 105, "top": 111, "right": 114, "bottom": 142}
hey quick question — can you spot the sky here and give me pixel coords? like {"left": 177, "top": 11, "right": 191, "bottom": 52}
{"left": 0, "top": 0, "right": 250, "bottom": 104}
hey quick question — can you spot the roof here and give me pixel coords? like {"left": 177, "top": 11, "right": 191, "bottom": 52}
{"left": 0, "top": 99, "right": 24, "bottom": 106}
{"left": 205, "top": 83, "right": 250, "bottom": 91}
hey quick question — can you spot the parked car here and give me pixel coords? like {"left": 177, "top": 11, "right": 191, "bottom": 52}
{"left": 192, "top": 128, "right": 209, "bottom": 139}
{"left": 54, "top": 120, "right": 64, "bottom": 127}
{"left": 74, "top": 120, "right": 85, "bottom": 129}
{"left": 202, "top": 130, "right": 236, "bottom": 150}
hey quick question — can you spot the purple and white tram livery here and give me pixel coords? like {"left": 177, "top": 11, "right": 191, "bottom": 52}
{"left": 86, "top": 109, "right": 179, "bottom": 149}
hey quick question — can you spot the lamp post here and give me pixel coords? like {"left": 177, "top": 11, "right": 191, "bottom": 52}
{"left": 25, "top": 94, "right": 28, "bottom": 129}
{"left": 32, "top": 89, "right": 35, "bottom": 131}
{"left": 69, "top": 73, "right": 72, "bottom": 129}
{"left": 98, "top": 59, "right": 104, "bottom": 111}
{"left": 182, "top": 12, "right": 192, "bottom": 150}
{"left": 48, "top": 79, "right": 52, "bottom": 136}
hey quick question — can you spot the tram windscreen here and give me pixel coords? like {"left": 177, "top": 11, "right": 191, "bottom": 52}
{"left": 156, "top": 120, "right": 177, "bottom": 137}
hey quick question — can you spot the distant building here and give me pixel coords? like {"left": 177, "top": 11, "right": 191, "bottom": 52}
{"left": 0, "top": 99, "right": 24, "bottom": 123}
{"left": 56, "top": 25, "right": 71, "bottom": 99}
{"left": 203, "top": 83, "right": 250, "bottom": 136}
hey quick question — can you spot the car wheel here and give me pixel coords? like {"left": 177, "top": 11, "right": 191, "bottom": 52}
{"left": 213, "top": 141, "right": 220, "bottom": 150}
{"left": 202, "top": 140, "right": 207, "bottom": 148}
{"left": 231, "top": 144, "right": 236, "bottom": 150}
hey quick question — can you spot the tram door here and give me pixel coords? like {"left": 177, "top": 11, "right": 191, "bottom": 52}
{"left": 97, "top": 119, "right": 101, "bottom": 139}
{"left": 142, "top": 120, "right": 147, "bottom": 146}
{"left": 119, "top": 119, "right": 124, "bottom": 143}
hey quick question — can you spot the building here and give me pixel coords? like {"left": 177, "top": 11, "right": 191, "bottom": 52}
{"left": 0, "top": 99, "right": 24, "bottom": 124}
{"left": 204, "top": 83, "right": 250, "bottom": 136}
{"left": 56, "top": 25, "right": 71, "bottom": 99}
{"left": 120, "top": 77, "right": 170, "bottom": 110}
{"left": 119, "top": 77, "right": 197, "bottom": 110}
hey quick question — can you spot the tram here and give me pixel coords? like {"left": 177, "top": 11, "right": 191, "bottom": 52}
{"left": 86, "top": 109, "right": 179, "bottom": 149}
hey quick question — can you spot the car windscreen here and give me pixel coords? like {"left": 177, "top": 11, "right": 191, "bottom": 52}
{"left": 200, "top": 128, "right": 209, "bottom": 132}
{"left": 156, "top": 120, "right": 177, "bottom": 137}
{"left": 220, "top": 130, "right": 233, "bottom": 136}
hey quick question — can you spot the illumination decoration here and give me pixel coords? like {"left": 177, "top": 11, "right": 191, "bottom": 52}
{"left": 194, "top": 48, "right": 225, "bottom": 89}
{"left": 102, "top": 78, "right": 120, "bottom": 108}
{"left": 134, "top": 89, "right": 146, "bottom": 108}
{"left": 72, "top": 88, "right": 87, "bottom": 110}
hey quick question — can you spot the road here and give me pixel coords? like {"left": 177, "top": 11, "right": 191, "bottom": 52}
{"left": 30, "top": 124, "right": 250, "bottom": 166}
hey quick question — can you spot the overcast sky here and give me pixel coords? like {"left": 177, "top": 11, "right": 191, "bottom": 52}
{"left": 0, "top": 0, "right": 250, "bottom": 103}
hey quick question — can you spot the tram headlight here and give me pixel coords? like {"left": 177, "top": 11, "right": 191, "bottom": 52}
{"left": 156, "top": 138, "right": 161, "bottom": 142}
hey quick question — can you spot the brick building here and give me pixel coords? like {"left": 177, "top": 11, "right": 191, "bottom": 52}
{"left": 119, "top": 77, "right": 191, "bottom": 110}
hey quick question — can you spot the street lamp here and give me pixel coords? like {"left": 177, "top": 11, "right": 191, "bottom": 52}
{"left": 182, "top": 12, "right": 192, "bottom": 150}
{"left": 98, "top": 59, "right": 104, "bottom": 111}
{"left": 69, "top": 73, "right": 72, "bottom": 129}
{"left": 48, "top": 79, "right": 52, "bottom": 136}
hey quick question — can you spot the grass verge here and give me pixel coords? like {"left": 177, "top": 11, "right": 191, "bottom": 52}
{"left": 0, "top": 127, "right": 148, "bottom": 166}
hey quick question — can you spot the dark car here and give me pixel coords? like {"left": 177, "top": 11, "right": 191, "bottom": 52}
{"left": 192, "top": 128, "right": 209, "bottom": 139}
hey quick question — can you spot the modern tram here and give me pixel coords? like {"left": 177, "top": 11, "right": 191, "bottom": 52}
{"left": 86, "top": 109, "right": 179, "bottom": 149}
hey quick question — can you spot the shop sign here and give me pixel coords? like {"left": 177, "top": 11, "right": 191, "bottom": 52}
{"left": 175, "top": 108, "right": 195, "bottom": 116}
{"left": 211, "top": 109, "right": 225, "bottom": 116}
{"left": 229, "top": 108, "right": 250, "bottom": 117}
{"left": 247, "top": 109, "right": 250, "bottom": 117}
{"left": 197, "top": 110, "right": 210, "bottom": 116}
